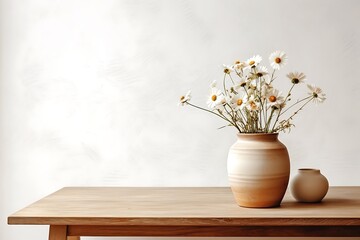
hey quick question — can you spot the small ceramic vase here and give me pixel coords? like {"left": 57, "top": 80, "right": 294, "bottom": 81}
{"left": 291, "top": 168, "right": 329, "bottom": 203}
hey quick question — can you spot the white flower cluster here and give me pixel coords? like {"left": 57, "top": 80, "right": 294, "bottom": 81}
{"left": 180, "top": 51, "right": 326, "bottom": 133}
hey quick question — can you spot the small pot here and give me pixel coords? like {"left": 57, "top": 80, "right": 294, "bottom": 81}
{"left": 291, "top": 168, "right": 329, "bottom": 203}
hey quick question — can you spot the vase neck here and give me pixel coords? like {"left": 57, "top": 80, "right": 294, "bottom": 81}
{"left": 236, "top": 133, "right": 279, "bottom": 142}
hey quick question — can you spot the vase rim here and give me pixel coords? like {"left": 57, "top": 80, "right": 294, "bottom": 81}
{"left": 236, "top": 133, "right": 279, "bottom": 136}
{"left": 236, "top": 132, "right": 279, "bottom": 141}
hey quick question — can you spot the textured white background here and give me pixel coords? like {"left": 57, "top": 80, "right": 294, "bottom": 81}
{"left": 0, "top": 0, "right": 359, "bottom": 240}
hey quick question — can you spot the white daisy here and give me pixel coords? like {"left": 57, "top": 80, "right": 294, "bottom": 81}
{"left": 266, "top": 89, "right": 285, "bottom": 109}
{"left": 178, "top": 90, "right": 191, "bottom": 106}
{"left": 269, "top": 51, "right": 287, "bottom": 70}
{"left": 229, "top": 91, "right": 246, "bottom": 111}
{"left": 223, "top": 64, "right": 234, "bottom": 74}
{"left": 307, "top": 84, "right": 326, "bottom": 103}
{"left": 287, "top": 72, "right": 306, "bottom": 84}
{"left": 233, "top": 61, "right": 247, "bottom": 71}
{"left": 246, "top": 55, "right": 262, "bottom": 68}
{"left": 207, "top": 88, "right": 225, "bottom": 109}
{"left": 234, "top": 79, "right": 249, "bottom": 90}
{"left": 250, "top": 66, "right": 269, "bottom": 80}
{"left": 245, "top": 95, "right": 260, "bottom": 111}
{"left": 256, "top": 66, "right": 269, "bottom": 77}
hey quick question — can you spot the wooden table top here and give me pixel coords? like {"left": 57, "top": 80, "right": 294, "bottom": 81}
{"left": 8, "top": 186, "right": 360, "bottom": 227}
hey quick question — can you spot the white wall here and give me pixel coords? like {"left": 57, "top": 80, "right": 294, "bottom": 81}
{"left": 0, "top": 0, "right": 359, "bottom": 240}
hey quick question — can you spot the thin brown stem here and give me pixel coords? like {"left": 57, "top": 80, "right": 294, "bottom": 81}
{"left": 271, "top": 83, "right": 295, "bottom": 132}
{"left": 280, "top": 96, "right": 312, "bottom": 116}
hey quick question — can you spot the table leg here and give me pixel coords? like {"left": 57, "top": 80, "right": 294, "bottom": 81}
{"left": 49, "top": 225, "right": 67, "bottom": 240}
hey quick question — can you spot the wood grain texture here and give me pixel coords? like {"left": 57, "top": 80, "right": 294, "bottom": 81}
{"left": 67, "top": 237, "right": 80, "bottom": 240}
{"left": 8, "top": 187, "right": 360, "bottom": 237}
{"left": 49, "top": 225, "right": 67, "bottom": 240}
{"left": 8, "top": 187, "right": 360, "bottom": 228}
{"left": 67, "top": 225, "right": 360, "bottom": 237}
{"left": 8, "top": 187, "right": 360, "bottom": 240}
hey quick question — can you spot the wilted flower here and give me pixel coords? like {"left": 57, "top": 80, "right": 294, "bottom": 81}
{"left": 237, "top": 79, "right": 249, "bottom": 87}
{"left": 223, "top": 64, "right": 234, "bottom": 74}
{"left": 287, "top": 72, "right": 306, "bottom": 84}
{"left": 179, "top": 91, "right": 192, "bottom": 106}
{"left": 250, "top": 66, "right": 269, "bottom": 80}
{"left": 307, "top": 84, "right": 326, "bottom": 103}
{"left": 233, "top": 61, "right": 247, "bottom": 71}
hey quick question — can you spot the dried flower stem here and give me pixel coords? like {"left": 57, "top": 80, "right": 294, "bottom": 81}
{"left": 186, "top": 102, "right": 241, "bottom": 132}
{"left": 283, "top": 97, "right": 314, "bottom": 123}
{"left": 180, "top": 52, "right": 325, "bottom": 133}
{"left": 280, "top": 96, "right": 312, "bottom": 116}
{"left": 271, "top": 83, "right": 295, "bottom": 132}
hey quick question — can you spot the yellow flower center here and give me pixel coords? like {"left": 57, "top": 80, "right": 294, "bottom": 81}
{"left": 249, "top": 60, "right": 255, "bottom": 66}
{"left": 275, "top": 57, "right": 281, "bottom": 63}
{"left": 237, "top": 99, "right": 243, "bottom": 106}
{"left": 211, "top": 95, "right": 217, "bottom": 101}
{"left": 224, "top": 68, "right": 230, "bottom": 74}
{"left": 180, "top": 96, "right": 185, "bottom": 101}
{"left": 234, "top": 60, "right": 241, "bottom": 64}
{"left": 269, "top": 95, "right": 277, "bottom": 102}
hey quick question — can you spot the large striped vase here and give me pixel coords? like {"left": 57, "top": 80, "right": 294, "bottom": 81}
{"left": 227, "top": 133, "right": 290, "bottom": 208}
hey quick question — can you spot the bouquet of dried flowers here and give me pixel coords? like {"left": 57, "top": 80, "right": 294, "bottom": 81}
{"left": 179, "top": 51, "right": 326, "bottom": 133}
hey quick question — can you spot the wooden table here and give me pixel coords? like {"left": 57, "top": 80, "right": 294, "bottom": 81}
{"left": 7, "top": 187, "right": 360, "bottom": 239}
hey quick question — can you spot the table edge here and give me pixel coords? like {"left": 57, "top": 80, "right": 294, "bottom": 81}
{"left": 8, "top": 216, "right": 360, "bottom": 226}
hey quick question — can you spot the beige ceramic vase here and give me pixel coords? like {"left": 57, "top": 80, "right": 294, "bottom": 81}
{"left": 227, "top": 133, "right": 290, "bottom": 208}
{"left": 291, "top": 168, "right": 329, "bottom": 203}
